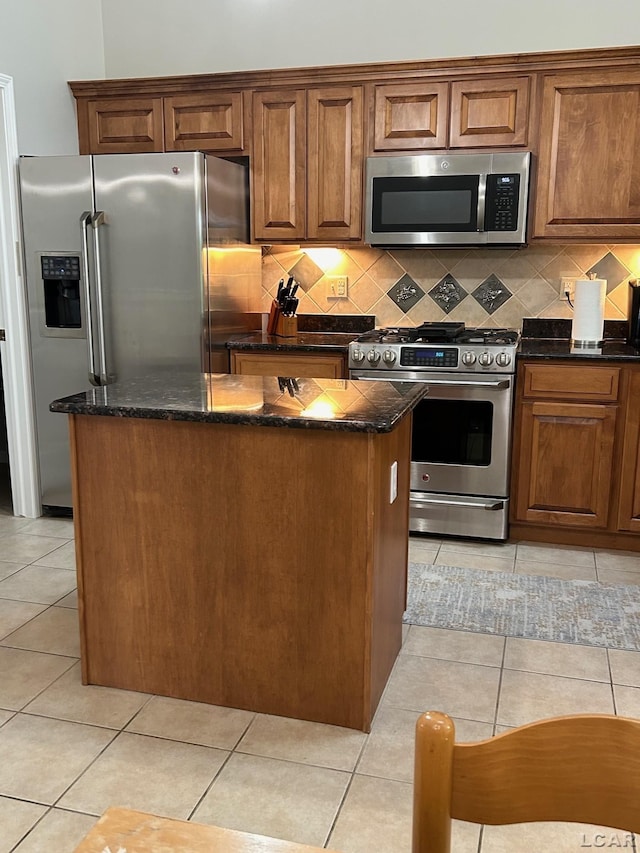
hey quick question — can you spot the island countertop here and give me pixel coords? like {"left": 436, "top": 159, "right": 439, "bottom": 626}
{"left": 50, "top": 372, "right": 426, "bottom": 433}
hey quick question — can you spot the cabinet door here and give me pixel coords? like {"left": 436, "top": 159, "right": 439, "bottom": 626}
{"left": 449, "top": 76, "right": 530, "bottom": 148}
{"left": 82, "top": 97, "right": 164, "bottom": 154}
{"left": 618, "top": 370, "right": 640, "bottom": 532}
{"left": 164, "top": 92, "right": 244, "bottom": 152}
{"left": 252, "top": 90, "right": 307, "bottom": 241}
{"left": 514, "top": 400, "right": 616, "bottom": 528}
{"left": 372, "top": 82, "right": 449, "bottom": 151}
{"left": 231, "top": 351, "right": 347, "bottom": 378}
{"left": 307, "top": 86, "right": 364, "bottom": 241}
{"left": 533, "top": 70, "right": 640, "bottom": 239}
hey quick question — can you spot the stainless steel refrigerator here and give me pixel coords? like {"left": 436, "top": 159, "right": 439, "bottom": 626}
{"left": 19, "top": 152, "right": 261, "bottom": 512}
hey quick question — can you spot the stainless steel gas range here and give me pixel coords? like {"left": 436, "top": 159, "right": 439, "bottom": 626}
{"left": 348, "top": 322, "right": 519, "bottom": 541}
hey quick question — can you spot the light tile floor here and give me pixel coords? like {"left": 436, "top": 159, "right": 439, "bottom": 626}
{"left": 0, "top": 512, "right": 639, "bottom": 852}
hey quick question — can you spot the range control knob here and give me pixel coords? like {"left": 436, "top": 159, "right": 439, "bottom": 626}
{"left": 367, "top": 349, "right": 381, "bottom": 365}
{"left": 496, "top": 352, "right": 512, "bottom": 368}
{"left": 461, "top": 351, "right": 477, "bottom": 366}
{"left": 382, "top": 349, "right": 397, "bottom": 365}
{"left": 478, "top": 351, "right": 494, "bottom": 367}
{"left": 351, "top": 348, "right": 365, "bottom": 364}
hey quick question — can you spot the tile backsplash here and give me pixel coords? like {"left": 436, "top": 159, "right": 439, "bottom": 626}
{"left": 261, "top": 244, "right": 640, "bottom": 330}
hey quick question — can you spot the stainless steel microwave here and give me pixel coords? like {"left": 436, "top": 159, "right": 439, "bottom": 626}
{"left": 365, "top": 151, "right": 531, "bottom": 247}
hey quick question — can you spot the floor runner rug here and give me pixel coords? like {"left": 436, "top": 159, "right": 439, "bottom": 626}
{"left": 403, "top": 562, "right": 640, "bottom": 651}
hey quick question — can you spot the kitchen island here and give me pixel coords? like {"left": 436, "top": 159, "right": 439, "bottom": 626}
{"left": 51, "top": 372, "right": 425, "bottom": 731}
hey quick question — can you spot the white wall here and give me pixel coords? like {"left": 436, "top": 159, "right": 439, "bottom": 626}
{"left": 0, "top": 0, "right": 104, "bottom": 154}
{"left": 101, "top": 0, "right": 640, "bottom": 78}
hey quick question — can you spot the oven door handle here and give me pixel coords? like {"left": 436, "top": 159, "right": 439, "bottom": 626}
{"left": 421, "top": 379, "right": 510, "bottom": 390}
{"left": 411, "top": 496, "right": 505, "bottom": 511}
{"left": 350, "top": 374, "right": 510, "bottom": 389}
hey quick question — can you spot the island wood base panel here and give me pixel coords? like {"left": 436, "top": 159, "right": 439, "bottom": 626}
{"left": 69, "top": 414, "right": 411, "bottom": 731}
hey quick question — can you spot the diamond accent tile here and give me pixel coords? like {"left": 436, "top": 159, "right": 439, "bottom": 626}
{"left": 386, "top": 274, "right": 425, "bottom": 313}
{"left": 288, "top": 254, "right": 324, "bottom": 290}
{"left": 472, "top": 274, "right": 512, "bottom": 315}
{"left": 428, "top": 275, "right": 467, "bottom": 314}
{"left": 587, "top": 251, "right": 631, "bottom": 293}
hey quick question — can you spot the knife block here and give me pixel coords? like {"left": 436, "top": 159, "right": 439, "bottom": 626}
{"left": 275, "top": 314, "right": 298, "bottom": 338}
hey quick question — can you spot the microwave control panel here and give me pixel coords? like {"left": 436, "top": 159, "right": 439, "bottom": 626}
{"left": 484, "top": 174, "right": 520, "bottom": 231}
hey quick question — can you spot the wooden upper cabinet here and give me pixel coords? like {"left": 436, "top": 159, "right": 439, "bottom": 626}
{"left": 307, "top": 86, "right": 364, "bottom": 241}
{"left": 533, "top": 69, "right": 640, "bottom": 240}
{"left": 252, "top": 85, "right": 364, "bottom": 242}
{"left": 371, "top": 76, "right": 530, "bottom": 152}
{"left": 449, "top": 76, "right": 530, "bottom": 148}
{"left": 81, "top": 97, "right": 164, "bottom": 154}
{"left": 372, "top": 82, "right": 448, "bottom": 151}
{"left": 252, "top": 89, "right": 307, "bottom": 241}
{"left": 164, "top": 92, "right": 245, "bottom": 152}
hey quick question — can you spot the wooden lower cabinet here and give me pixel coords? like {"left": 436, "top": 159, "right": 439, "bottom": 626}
{"left": 618, "top": 370, "right": 640, "bottom": 532}
{"left": 514, "top": 400, "right": 616, "bottom": 528}
{"left": 231, "top": 350, "right": 347, "bottom": 378}
{"left": 511, "top": 361, "right": 640, "bottom": 549}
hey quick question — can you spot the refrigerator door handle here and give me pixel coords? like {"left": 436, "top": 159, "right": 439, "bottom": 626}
{"left": 79, "top": 211, "right": 100, "bottom": 386}
{"left": 90, "top": 211, "right": 114, "bottom": 385}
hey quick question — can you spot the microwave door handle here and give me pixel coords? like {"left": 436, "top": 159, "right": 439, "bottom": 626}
{"left": 477, "top": 174, "right": 487, "bottom": 231}
{"left": 79, "top": 211, "right": 101, "bottom": 386}
{"left": 90, "top": 211, "right": 114, "bottom": 386}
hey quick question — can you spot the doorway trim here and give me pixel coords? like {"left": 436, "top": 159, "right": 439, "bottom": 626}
{"left": 0, "top": 73, "right": 39, "bottom": 517}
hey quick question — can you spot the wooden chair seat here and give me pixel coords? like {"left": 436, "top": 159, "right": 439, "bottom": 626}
{"left": 73, "top": 807, "right": 342, "bottom": 852}
{"left": 412, "top": 710, "right": 640, "bottom": 853}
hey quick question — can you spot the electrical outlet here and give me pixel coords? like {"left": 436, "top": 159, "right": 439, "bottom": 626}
{"left": 561, "top": 276, "right": 577, "bottom": 299}
{"left": 327, "top": 276, "right": 348, "bottom": 299}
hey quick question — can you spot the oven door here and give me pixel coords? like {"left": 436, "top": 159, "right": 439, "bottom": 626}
{"left": 409, "top": 373, "right": 514, "bottom": 497}
{"left": 351, "top": 370, "right": 514, "bottom": 496}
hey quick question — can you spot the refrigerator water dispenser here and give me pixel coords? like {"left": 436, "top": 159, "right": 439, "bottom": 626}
{"left": 39, "top": 253, "right": 84, "bottom": 337}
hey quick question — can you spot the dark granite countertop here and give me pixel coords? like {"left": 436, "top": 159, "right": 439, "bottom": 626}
{"left": 228, "top": 331, "right": 359, "bottom": 353}
{"left": 50, "top": 372, "right": 426, "bottom": 433}
{"left": 518, "top": 338, "right": 640, "bottom": 361}
{"left": 226, "top": 314, "right": 374, "bottom": 353}
{"left": 517, "top": 318, "right": 640, "bottom": 363}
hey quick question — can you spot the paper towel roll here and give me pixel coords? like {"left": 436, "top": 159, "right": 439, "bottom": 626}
{"left": 571, "top": 278, "right": 606, "bottom": 347}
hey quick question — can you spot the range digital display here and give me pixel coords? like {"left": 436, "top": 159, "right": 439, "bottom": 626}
{"left": 400, "top": 346, "right": 458, "bottom": 368}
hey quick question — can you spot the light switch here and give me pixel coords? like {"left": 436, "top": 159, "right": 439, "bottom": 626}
{"left": 390, "top": 460, "right": 398, "bottom": 504}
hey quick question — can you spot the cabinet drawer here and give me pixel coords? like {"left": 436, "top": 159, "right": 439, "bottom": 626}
{"left": 231, "top": 351, "right": 347, "bottom": 378}
{"left": 521, "top": 363, "right": 620, "bottom": 401}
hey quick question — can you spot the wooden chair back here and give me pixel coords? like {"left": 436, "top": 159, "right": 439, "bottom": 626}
{"left": 412, "top": 710, "right": 640, "bottom": 853}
